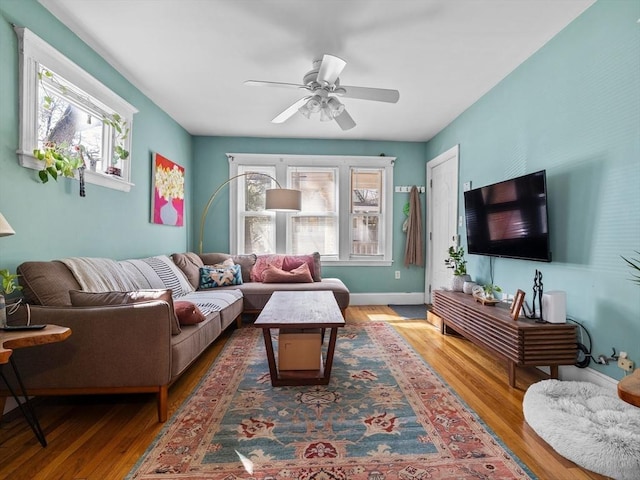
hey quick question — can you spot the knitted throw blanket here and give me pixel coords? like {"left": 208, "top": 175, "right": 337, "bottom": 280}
{"left": 61, "top": 257, "right": 138, "bottom": 292}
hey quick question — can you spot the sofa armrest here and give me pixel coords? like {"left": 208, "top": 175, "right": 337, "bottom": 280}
{"left": 5, "top": 302, "right": 173, "bottom": 390}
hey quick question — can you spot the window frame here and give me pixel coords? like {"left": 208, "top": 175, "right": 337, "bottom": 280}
{"left": 229, "top": 153, "right": 395, "bottom": 266}
{"left": 15, "top": 27, "right": 138, "bottom": 192}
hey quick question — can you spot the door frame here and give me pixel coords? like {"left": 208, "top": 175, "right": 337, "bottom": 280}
{"left": 425, "top": 144, "right": 459, "bottom": 303}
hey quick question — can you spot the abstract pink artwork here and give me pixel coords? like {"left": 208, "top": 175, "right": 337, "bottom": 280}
{"left": 152, "top": 153, "right": 184, "bottom": 226}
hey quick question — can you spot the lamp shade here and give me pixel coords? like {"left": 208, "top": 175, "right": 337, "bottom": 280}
{"left": 0, "top": 213, "right": 15, "bottom": 237}
{"left": 265, "top": 188, "right": 302, "bottom": 211}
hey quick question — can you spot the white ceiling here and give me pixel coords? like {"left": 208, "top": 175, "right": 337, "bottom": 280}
{"left": 39, "top": 0, "right": 595, "bottom": 142}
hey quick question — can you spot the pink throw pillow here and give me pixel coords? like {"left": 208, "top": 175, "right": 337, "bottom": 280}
{"left": 174, "top": 301, "right": 206, "bottom": 325}
{"left": 262, "top": 263, "right": 313, "bottom": 283}
{"left": 282, "top": 254, "right": 315, "bottom": 280}
{"left": 250, "top": 254, "right": 285, "bottom": 282}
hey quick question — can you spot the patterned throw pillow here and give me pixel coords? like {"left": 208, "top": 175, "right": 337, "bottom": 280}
{"left": 199, "top": 264, "right": 243, "bottom": 289}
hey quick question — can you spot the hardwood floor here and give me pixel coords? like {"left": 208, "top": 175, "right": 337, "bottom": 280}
{"left": 0, "top": 306, "right": 608, "bottom": 479}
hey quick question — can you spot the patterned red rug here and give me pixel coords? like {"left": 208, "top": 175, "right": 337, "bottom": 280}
{"left": 127, "top": 322, "right": 534, "bottom": 479}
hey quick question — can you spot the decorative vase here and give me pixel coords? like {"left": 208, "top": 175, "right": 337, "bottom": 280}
{"left": 160, "top": 199, "right": 179, "bottom": 225}
{"left": 451, "top": 274, "right": 471, "bottom": 292}
{"left": 463, "top": 281, "right": 477, "bottom": 294}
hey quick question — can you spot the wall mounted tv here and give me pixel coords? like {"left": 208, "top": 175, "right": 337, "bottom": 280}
{"left": 463, "top": 170, "right": 551, "bottom": 262}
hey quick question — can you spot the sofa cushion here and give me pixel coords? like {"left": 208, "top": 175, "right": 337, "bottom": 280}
{"left": 174, "top": 301, "right": 206, "bottom": 325}
{"left": 178, "top": 288, "right": 244, "bottom": 330}
{"left": 170, "top": 252, "right": 204, "bottom": 289}
{"left": 262, "top": 263, "right": 313, "bottom": 283}
{"left": 199, "top": 253, "right": 256, "bottom": 284}
{"left": 236, "top": 277, "right": 350, "bottom": 312}
{"left": 281, "top": 252, "right": 322, "bottom": 282}
{"left": 69, "top": 289, "right": 182, "bottom": 335}
{"left": 17, "top": 260, "right": 82, "bottom": 306}
{"left": 199, "top": 264, "right": 243, "bottom": 289}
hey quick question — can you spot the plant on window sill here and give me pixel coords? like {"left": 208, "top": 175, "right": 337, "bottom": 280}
{"left": 38, "top": 68, "right": 130, "bottom": 178}
{"left": 33, "top": 142, "right": 84, "bottom": 183}
{"left": 103, "top": 112, "right": 130, "bottom": 176}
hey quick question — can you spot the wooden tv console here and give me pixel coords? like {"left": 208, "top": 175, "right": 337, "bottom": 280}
{"left": 432, "top": 290, "right": 577, "bottom": 387}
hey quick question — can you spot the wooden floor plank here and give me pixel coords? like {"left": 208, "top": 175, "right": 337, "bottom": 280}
{"left": 0, "top": 306, "right": 607, "bottom": 479}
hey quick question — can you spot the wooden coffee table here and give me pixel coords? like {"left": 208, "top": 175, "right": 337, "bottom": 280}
{"left": 254, "top": 291, "right": 345, "bottom": 387}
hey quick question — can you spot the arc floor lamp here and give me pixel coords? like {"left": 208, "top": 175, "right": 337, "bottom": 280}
{"left": 198, "top": 173, "right": 301, "bottom": 254}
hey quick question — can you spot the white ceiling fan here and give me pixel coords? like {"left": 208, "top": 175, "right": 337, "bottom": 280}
{"left": 244, "top": 54, "right": 400, "bottom": 131}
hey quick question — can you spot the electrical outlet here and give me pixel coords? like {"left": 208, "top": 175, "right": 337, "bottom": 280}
{"left": 618, "top": 357, "right": 634, "bottom": 372}
{"left": 394, "top": 271, "right": 401, "bottom": 280}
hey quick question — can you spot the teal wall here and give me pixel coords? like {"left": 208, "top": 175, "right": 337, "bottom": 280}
{"left": 193, "top": 137, "right": 427, "bottom": 294}
{"left": 425, "top": 0, "right": 640, "bottom": 380}
{"left": 0, "top": 0, "right": 192, "bottom": 273}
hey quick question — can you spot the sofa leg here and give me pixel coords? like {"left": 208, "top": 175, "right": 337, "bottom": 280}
{"left": 157, "top": 385, "right": 168, "bottom": 422}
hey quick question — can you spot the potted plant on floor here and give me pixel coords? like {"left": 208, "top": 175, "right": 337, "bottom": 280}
{"left": 445, "top": 246, "right": 471, "bottom": 292}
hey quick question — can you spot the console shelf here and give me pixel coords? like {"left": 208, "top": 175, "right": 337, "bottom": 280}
{"left": 432, "top": 290, "right": 577, "bottom": 387}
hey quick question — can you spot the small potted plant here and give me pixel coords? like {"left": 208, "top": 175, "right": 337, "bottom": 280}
{"left": 482, "top": 284, "right": 502, "bottom": 300}
{"left": 0, "top": 269, "right": 22, "bottom": 328}
{"left": 445, "top": 246, "right": 471, "bottom": 292}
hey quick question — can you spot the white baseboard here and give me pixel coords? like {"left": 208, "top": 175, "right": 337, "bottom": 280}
{"left": 558, "top": 365, "right": 618, "bottom": 391}
{"left": 349, "top": 292, "right": 426, "bottom": 306}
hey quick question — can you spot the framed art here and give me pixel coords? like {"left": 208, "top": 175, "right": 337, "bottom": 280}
{"left": 152, "top": 153, "right": 184, "bottom": 226}
{"left": 510, "top": 289, "right": 526, "bottom": 320}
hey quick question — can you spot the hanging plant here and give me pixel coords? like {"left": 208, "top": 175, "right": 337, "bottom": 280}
{"left": 33, "top": 142, "right": 84, "bottom": 183}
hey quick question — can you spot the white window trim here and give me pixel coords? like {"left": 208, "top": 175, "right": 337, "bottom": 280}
{"left": 228, "top": 153, "right": 395, "bottom": 266}
{"left": 15, "top": 27, "right": 138, "bottom": 192}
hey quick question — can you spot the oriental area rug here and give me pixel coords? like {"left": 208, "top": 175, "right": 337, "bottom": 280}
{"left": 127, "top": 323, "right": 534, "bottom": 480}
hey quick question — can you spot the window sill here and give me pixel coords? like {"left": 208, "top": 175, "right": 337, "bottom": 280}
{"left": 18, "top": 151, "right": 134, "bottom": 192}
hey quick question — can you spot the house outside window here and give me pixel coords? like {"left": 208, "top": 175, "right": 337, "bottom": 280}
{"left": 15, "top": 28, "right": 137, "bottom": 192}
{"left": 229, "top": 153, "right": 394, "bottom": 266}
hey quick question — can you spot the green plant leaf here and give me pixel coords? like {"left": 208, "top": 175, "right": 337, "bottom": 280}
{"left": 38, "top": 169, "right": 49, "bottom": 183}
{"left": 47, "top": 166, "right": 58, "bottom": 180}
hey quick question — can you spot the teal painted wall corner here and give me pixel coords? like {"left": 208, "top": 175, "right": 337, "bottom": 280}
{"left": 425, "top": 0, "right": 640, "bottom": 380}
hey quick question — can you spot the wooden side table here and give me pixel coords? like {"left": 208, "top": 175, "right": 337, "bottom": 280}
{"left": 618, "top": 369, "right": 640, "bottom": 408}
{"left": 0, "top": 325, "right": 72, "bottom": 446}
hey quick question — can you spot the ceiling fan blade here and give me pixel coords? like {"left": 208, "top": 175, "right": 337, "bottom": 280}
{"left": 338, "top": 85, "right": 400, "bottom": 103}
{"left": 316, "top": 54, "right": 346, "bottom": 86}
{"left": 334, "top": 109, "right": 356, "bottom": 131}
{"left": 245, "top": 80, "right": 307, "bottom": 90}
{"left": 271, "top": 97, "right": 311, "bottom": 124}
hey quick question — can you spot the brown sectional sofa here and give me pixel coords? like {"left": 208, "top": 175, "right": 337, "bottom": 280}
{"left": 0, "top": 252, "right": 349, "bottom": 422}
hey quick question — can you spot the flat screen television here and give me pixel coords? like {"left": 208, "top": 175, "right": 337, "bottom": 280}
{"left": 463, "top": 170, "right": 551, "bottom": 262}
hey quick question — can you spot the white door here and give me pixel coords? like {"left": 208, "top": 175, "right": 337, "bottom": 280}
{"left": 426, "top": 145, "right": 459, "bottom": 303}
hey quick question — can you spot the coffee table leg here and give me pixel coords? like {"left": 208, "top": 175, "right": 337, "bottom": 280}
{"left": 323, "top": 327, "right": 339, "bottom": 382}
{"left": 261, "top": 328, "right": 279, "bottom": 386}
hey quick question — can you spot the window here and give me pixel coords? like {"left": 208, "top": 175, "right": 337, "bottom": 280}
{"left": 15, "top": 28, "right": 137, "bottom": 192}
{"left": 229, "top": 153, "right": 395, "bottom": 265}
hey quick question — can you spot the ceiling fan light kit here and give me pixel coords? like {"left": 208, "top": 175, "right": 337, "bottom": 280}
{"left": 245, "top": 54, "right": 399, "bottom": 131}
